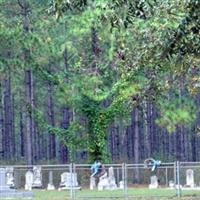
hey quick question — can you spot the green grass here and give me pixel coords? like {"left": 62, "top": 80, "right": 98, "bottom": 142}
{"left": 2, "top": 188, "right": 200, "bottom": 200}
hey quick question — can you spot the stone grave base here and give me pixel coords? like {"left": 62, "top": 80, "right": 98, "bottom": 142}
{"left": 58, "top": 186, "right": 81, "bottom": 191}
{"left": 182, "top": 187, "right": 200, "bottom": 190}
{"left": 0, "top": 190, "right": 34, "bottom": 198}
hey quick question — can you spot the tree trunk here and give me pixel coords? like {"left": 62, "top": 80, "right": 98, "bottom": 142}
{"left": 19, "top": 100, "right": 25, "bottom": 158}
{"left": 143, "top": 101, "right": 151, "bottom": 158}
{"left": 19, "top": 0, "right": 35, "bottom": 165}
{"left": 133, "top": 107, "right": 140, "bottom": 183}
{"left": 25, "top": 70, "right": 34, "bottom": 165}
{"left": 47, "top": 68, "right": 56, "bottom": 160}
{"left": 11, "top": 94, "right": 16, "bottom": 159}
{"left": 60, "top": 107, "right": 70, "bottom": 163}
{"left": 0, "top": 82, "right": 4, "bottom": 159}
{"left": 59, "top": 47, "right": 71, "bottom": 163}
{"left": 3, "top": 75, "right": 13, "bottom": 160}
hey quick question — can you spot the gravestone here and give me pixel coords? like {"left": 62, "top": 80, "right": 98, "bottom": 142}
{"left": 98, "top": 167, "right": 117, "bottom": 190}
{"left": 186, "top": 169, "right": 194, "bottom": 187}
{"left": 98, "top": 167, "right": 117, "bottom": 191}
{"left": 47, "top": 171, "right": 55, "bottom": 190}
{"left": 0, "top": 168, "right": 33, "bottom": 198}
{"left": 98, "top": 172, "right": 109, "bottom": 191}
{"left": 169, "top": 180, "right": 175, "bottom": 189}
{"left": 32, "top": 166, "right": 42, "bottom": 188}
{"left": 119, "top": 181, "right": 124, "bottom": 189}
{"left": 0, "top": 168, "right": 10, "bottom": 191}
{"left": 25, "top": 171, "right": 33, "bottom": 191}
{"left": 59, "top": 172, "right": 81, "bottom": 190}
{"left": 6, "top": 167, "right": 14, "bottom": 188}
{"left": 149, "top": 175, "right": 159, "bottom": 189}
{"left": 108, "top": 167, "right": 117, "bottom": 190}
{"left": 90, "top": 176, "right": 96, "bottom": 190}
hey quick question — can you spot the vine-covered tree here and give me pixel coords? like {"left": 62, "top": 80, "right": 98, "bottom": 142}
{"left": 0, "top": 0, "right": 200, "bottom": 165}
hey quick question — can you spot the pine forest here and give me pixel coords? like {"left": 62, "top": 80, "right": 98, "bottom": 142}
{"left": 0, "top": 0, "right": 200, "bottom": 165}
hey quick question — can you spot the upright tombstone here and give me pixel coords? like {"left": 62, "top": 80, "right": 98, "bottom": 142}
{"left": 98, "top": 172, "right": 109, "bottom": 191}
{"left": 59, "top": 172, "right": 81, "bottom": 190}
{"left": 186, "top": 169, "right": 194, "bottom": 187}
{"left": 90, "top": 176, "right": 96, "bottom": 190}
{"left": 32, "top": 166, "right": 42, "bottom": 188}
{"left": 149, "top": 175, "right": 159, "bottom": 189}
{"left": 0, "top": 168, "right": 10, "bottom": 191}
{"left": 169, "top": 180, "right": 175, "bottom": 189}
{"left": 108, "top": 167, "right": 117, "bottom": 190}
{"left": 0, "top": 168, "right": 33, "bottom": 198}
{"left": 98, "top": 167, "right": 117, "bottom": 191}
{"left": 47, "top": 171, "right": 55, "bottom": 190}
{"left": 119, "top": 181, "right": 124, "bottom": 189}
{"left": 6, "top": 167, "right": 14, "bottom": 188}
{"left": 25, "top": 171, "right": 33, "bottom": 191}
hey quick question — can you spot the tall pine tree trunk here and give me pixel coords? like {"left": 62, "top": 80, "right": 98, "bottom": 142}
{"left": 47, "top": 66, "right": 56, "bottom": 160}
{"left": 0, "top": 82, "right": 4, "bottom": 159}
{"left": 60, "top": 107, "right": 70, "bottom": 163}
{"left": 133, "top": 108, "right": 140, "bottom": 183}
{"left": 11, "top": 94, "right": 16, "bottom": 159}
{"left": 3, "top": 74, "right": 13, "bottom": 160}
{"left": 19, "top": 99, "right": 25, "bottom": 158}
{"left": 25, "top": 70, "right": 34, "bottom": 165}
{"left": 19, "top": 0, "right": 35, "bottom": 165}
{"left": 59, "top": 47, "right": 70, "bottom": 163}
{"left": 143, "top": 101, "right": 151, "bottom": 158}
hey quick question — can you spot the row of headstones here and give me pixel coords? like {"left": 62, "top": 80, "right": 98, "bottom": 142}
{"left": 25, "top": 167, "right": 82, "bottom": 191}
{"left": 149, "top": 169, "right": 196, "bottom": 189}
{"left": 3, "top": 166, "right": 120, "bottom": 191}
{"left": 0, "top": 168, "right": 34, "bottom": 198}
{"left": 3, "top": 166, "right": 196, "bottom": 191}
{"left": 2, "top": 166, "right": 80, "bottom": 191}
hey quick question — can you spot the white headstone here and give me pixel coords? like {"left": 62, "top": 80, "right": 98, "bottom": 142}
{"left": 97, "top": 167, "right": 118, "bottom": 191}
{"left": 25, "top": 171, "right": 33, "bottom": 191}
{"left": 186, "top": 169, "right": 194, "bottom": 187}
{"left": 149, "top": 175, "right": 158, "bottom": 189}
{"left": 59, "top": 172, "right": 80, "bottom": 190}
{"left": 0, "top": 168, "right": 10, "bottom": 191}
{"left": 98, "top": 172, "right": 109, "bottom": 191}
{"left": 108, "top": 167, "right": 117, "bottom": 190}
{"left": 0, "top": 168, "right": 34, "bottom": 198}
{"left": 119, "top": 181, "right": 124, "bottom": 189}
{"left": 6, "top": 167, "right": 14, "bottom": 188}
{"left": 169, "top": 180, "right": 175, "bottom": 189}
{"left": 90, "top": 176, "right": 96, "bottom": 190}
{"left": 32, "top": 166, "right": 42, "bottom": 188}
{"left": 47, "top": 171, "right": 55, "bottom": 190}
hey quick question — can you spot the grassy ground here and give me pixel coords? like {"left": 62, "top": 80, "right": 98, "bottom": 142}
{"left": 2, "top": 188, "right": 200, "bottom": 200}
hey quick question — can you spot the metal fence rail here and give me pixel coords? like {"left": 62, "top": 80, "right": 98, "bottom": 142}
{"left": 1, "top": 162, "right": 200, "bottom": 199}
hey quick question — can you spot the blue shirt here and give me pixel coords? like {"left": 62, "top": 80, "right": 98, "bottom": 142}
{"left": 91, "top": 161, "right": 102, "bottom": 177}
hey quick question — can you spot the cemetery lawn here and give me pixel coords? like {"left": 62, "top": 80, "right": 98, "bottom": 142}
{"left": 5, "top": 188, "right": 200, "bottom": 200}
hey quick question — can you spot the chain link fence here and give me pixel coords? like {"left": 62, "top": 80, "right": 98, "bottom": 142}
{"left": 1, "top": 162, "right": 200, "bottom": 199}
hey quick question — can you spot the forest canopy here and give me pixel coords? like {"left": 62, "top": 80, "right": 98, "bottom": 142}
{"left": 0, "top": 0, "right": 200, "bottom": 164}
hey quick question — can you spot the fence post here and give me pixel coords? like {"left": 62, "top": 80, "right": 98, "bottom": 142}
{"left": 176, "top": 161, "right": 181, "bottom": 198}
{"left": 174, "top": 161, "right": 176, "bottom": 187}
{"left": 117, "top": 167, "right": 120, "bottom": 186}
{"left": 165, "top": 167, "right": 168, "bottom": 187}
{"left": 69, "top": 163, "right": 73, "bottom": 199}
{"left": 73, "top": 163, "right": 76, "bottom": 200}
{"left": 122, "top": 163, "right": 128, "bottom": 200}
{"left": 69, "top": 163, "right": 76, "bottom": 200}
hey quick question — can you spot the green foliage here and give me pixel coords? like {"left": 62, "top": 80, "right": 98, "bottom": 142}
{"left": 1, "top": 0, "right": 200, "bottom": 163}
{"left": 32, "top": 105, "right": 86, "bottom": 162}
{"left": 156, "top": 96, "right": 197, "bottom": 133}
{"left": 45, "top": 0, "right": 200, "bottom": 161}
